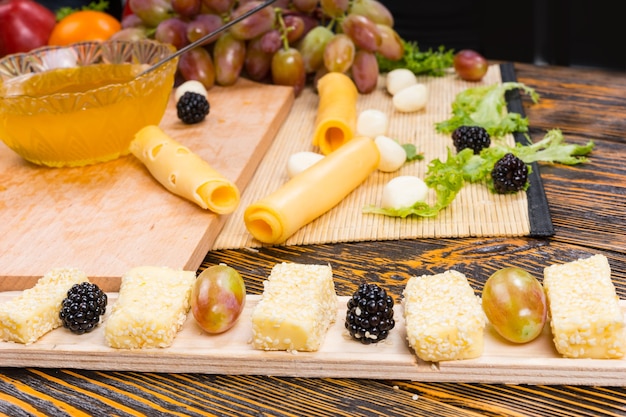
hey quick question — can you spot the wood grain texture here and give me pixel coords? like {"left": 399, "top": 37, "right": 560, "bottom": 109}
{"left": 1, "top": 63, "right": 626, "bottom": 416}
{"left": 0, "top": 78, "right": 294, "bottom": 292}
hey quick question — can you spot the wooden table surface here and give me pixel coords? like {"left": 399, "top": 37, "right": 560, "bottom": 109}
{"left": 2, "top": 62, "right": 625, "bottom": 416}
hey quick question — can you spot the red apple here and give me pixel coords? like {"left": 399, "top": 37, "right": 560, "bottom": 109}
{"left": 191, "top": 264, "right": 246, "bottom": 334}
{"left": 453, "top": 49, "right": 488, "bottom": 81}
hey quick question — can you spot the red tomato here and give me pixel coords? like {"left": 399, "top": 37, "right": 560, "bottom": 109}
{"left": 48, "top": 10, "right": 122, "bottom": 46}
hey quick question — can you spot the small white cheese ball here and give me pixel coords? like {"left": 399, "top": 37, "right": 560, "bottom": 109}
{"left": 392, "top": 83, "right": 428, "bottom": 113}
{"left": 175, "top": 80, "right": 208, "bottom": 102}
{"left": 356, "top": 109, "right": 389, "bottom": 138}
{"left": 374, "top": 135, "right": 406, "bottom": 172}
{"left": 286, "top": 151, "right": 324, "bottom": 178}
{"left": 386, "top": 68, "right": 417, "bottom": 96}
{"left": 381, "top": 175, "right": 428, "bottom": 209}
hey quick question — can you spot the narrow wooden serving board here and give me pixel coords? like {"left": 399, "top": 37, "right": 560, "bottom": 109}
{"left": 1, "top": 293, "right": 624, "bottom": 386}
{"left": 0, "top": 79, "right": 294, "bottom": 292}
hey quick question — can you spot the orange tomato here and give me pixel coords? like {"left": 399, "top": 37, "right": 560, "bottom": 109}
{"left": 48, "top": 10, "right": 121, "bottom": 46}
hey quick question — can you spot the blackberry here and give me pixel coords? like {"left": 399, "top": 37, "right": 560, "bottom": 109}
{"left": 345, "top": 283, "right": 395, "bottom": 344}
{"left": 60, "top": 282, "right": 107, "bottom": 335}
{"left": 491, "top": 153, "right": 529, "bottom": 193}
{"left": 451, "top": 125, "right": 491, "bottom": 154}
{"left": 176, "top": 91, "right": 210, "bottom": 124}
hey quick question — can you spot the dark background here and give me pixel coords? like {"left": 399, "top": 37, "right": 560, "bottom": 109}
{"left": 382, "top": 0, "right": 625, "bottom": 71}
{"left": 37, "top": 0, "right": 624, "bottom": 71}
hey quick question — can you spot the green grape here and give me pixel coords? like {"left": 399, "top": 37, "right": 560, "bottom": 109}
{"left": 376, "top": 24, "right": 404, "bottom": 60}
{"left": 297, "top": 25, "right": 334, "bottom": 73}
{"left": 178, "top": 47, "right": 216, "bottom": 89}
{"left": 245, "top": 36, "right": 272, "bottom": 81}
{"left": 349, "top": 0, "right": 394, "bottom": 27}
{"left": 320, "top": 0, "right": 349, "bottom": 18}
{"left": 229, "top": 0, "right": 276, "bottom": 41}
{"left": 351, "top": 49, "right": 378, "bottom": 93}
{"left": 340, "top": 13, "right": 381, "bottom": 52}
{"left": 323, "top": 33, "right": 355, "bottom": 73}
{"left": 213, "top": 32, "right": 246, "bottom": 86}
{"left": 271, "top": 47, "right": 306, "bottom": 96}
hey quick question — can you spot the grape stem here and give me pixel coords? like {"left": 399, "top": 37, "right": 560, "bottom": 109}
{"left": 275, "top": 8, "right": 290, "bottom": 51}
{"left": 136, "top": 0, "right": 279, "bottom": 78}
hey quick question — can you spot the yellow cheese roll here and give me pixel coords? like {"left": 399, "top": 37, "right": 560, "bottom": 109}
{"left": 131, "top": 125, "right": 240, "bottom": 214}
{"left": 244, "top": 136, "right": 379, "bottom": 244}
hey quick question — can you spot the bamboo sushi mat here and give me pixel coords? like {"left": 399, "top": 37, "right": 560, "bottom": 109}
{"left": 213, "top": 64, "right": 549, "bottom": 250}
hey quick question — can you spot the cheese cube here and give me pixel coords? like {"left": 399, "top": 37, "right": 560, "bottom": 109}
{"left": 104, "top": 266, "right": 195, "bottom": 349}
{"left": 403, "top": 270, "right": 485, "bottom": 362}
{"left": 251, "top": 262, "right": 337, "bottom": 352}
{"left": 0, "top": 268, "right": 88, "bottom": 344}
{"left": 543, "top": 254, "right": 626, "bottom": 358}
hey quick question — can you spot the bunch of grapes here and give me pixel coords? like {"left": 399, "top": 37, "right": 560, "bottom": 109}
{"left": 116, "top": 0, "right": 404, "bottom": 95}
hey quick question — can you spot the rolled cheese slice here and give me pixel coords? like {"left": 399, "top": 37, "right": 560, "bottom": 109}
{"left": 130, "top": 125, "right": 240, "bottom": 214}
{"left": 244, "top": 136, "right": 380, "bottom": 244}
{"left": 312, "top": 72, "right": 359, "bottom": 155}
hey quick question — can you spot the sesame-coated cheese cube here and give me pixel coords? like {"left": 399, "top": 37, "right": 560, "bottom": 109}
{"left": 104, "top": 266, "right": 195, "bottom": 349}
{"left": 0, "top": 268, "right": 88, "bottom": 344}
{"left": 543, "top": 254, "right": 626, "bottom": 359}
{"left": 403, "top": 270, "right": 485, "bottom": 362}
{"left": 251, "top": 262, "right": 337, "bottom": 352}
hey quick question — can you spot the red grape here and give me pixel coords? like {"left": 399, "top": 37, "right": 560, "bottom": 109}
{"left": 213, "top": 32, "right": 246, "bottom": 85}
{"left": 482, "top": 267, "right": 547, "bottom": 343}
{"left": 245, "top": 36, "right": 272, "bottom": 81}
{"left": 201, "top": 0, "right": 235, "bottom": 14}
{"left": 260, "top": 29, "right": 282, "bottom": 54}
{"left": 453, "top": 49, "right": 488, "bottom": 81}
{"left": 340, "top": 13, "right": 381, "bottom": 52}
{"left": 187, "top": 13, "right": 223, "bottom": 44}
{"left": 171, "top": 0, "right": 201, "bottom": 19}
{"left": 323, "top": 33, "right": 355, "bottom": 73}
{"left": 292, "top": 0, "right": 317, "bottom": 13}
{"left": 229, "top": 0, "right": 276, "bottom": 40}
{"left": 110, "top": 27, "right": 148, "bottom": 41}
{"left": 283, "top": 14, "right": 305, "bottom": 44}
{"left": 376, "top": 24, "right": 403, "bottom": 60}
{"left": 190, "top": 265, "right": 246, "bottom": 334}
{"left": 271, "top": 47, "right": 306, "bottom": 96}
{"left": 155, "top": 17, "right": 189, "bottom": 50}
{"left": 178, "top": 46, "right": 216, "bottom": 89}
{"left": 351, "top": 49, "right": 378, "bottom": 93}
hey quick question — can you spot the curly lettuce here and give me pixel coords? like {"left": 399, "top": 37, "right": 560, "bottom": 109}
{"left": 435, "top": 82, "right": 540, "bottom": 137}
{"left": 363, "top": 129, "right": 594, "bottom": 218}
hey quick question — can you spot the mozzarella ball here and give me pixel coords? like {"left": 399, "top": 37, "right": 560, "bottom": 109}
{"left": 374, "top": 135, "right": 406, "bottom": 172}
{"left": 381, "top": 176, "right": 428, "bottom": 209}
{"left": 386, "top": 68, "right": 417, "bottom": 95}
{"left": 356, "top": 109, "right": 389, "bottom": 138}
{"left": 286, "top": 151, "right": 324, "bottom": 178}
{"left": 392, "top": 83, "right": 428, "bottom": 113}
{"left": 175, "top": 80, "right": 208, "bottom": 102}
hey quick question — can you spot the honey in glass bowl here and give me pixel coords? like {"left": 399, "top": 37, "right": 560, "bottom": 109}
{"left": 0, "top": 40, "right": 178, "bottom": 168}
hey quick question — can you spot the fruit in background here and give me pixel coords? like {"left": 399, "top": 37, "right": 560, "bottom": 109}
{"left": 191, "top": 264, "right": 246, "bottom": 334}
{"left": 0, "top": 0, "right": 56, "bottom": 57}
{"left": 48, "top": 10, "right": 122, "bottom": 46}
{"left": 453, "top": 49, "right": 488, "bottom": 81}
{"left": 124, "top": 0, "right": 405, "bottom": 93}
{"left": 481, "top": 267, "right": 547, "bottom": 343}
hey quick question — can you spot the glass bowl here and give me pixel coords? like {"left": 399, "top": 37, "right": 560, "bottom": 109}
{"left": 0, "top": 40, "right": 178, "bottom": 167}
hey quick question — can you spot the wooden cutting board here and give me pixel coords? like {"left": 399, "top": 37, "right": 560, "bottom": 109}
{"left": 1, "top": 293, "right": 624, "bottom": 386}
{"left": 0, "top": 78, "right": 294, "bottom": 292}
